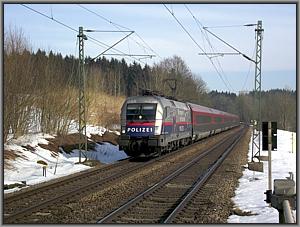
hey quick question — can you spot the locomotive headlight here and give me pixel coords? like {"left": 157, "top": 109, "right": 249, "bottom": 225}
{"left": 155, "top": 126, "right": 160, "bottom": 134}
{"left": 121, "top": 126, "right": 126, "bottom": 134}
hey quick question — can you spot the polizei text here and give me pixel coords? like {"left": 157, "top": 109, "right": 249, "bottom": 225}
{"left": 127, "top": 127, "right": 153, "bottom": 133}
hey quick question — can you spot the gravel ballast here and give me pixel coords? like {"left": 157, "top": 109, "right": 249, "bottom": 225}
{"left": 13, "top": 127, "right": 251, "bottom": 224}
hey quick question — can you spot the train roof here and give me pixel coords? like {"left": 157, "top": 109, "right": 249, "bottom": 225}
{"left": 187, "top": 102, "right": 238, "bottom": 118}
{"left": 124, "top": 94, "right": 238, "bottom": 119}
{"left": 124, "top": 95, "right": 190, "bottom": 110}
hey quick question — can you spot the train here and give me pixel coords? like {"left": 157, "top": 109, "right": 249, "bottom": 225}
{"left": 119, "top": 91, "right": 240, "bottom": 157}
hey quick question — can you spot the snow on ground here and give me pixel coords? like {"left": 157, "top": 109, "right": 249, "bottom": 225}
{"left": 83, "top": 142, "right": 127, "bottom": 164}
{"left": 228, "top": 129, "right": 296, "bottom": 223}
{"left": 63, "top": 142, "right": 127, "bottom": 165}
{"left": 67, "top": 121, "right": 107, "bottom": 136}
{"left": 4, "top": 125, "right": 127, "bottom": 194}
{"left": 4, "top": 126, "right": 296, "bottom": 223}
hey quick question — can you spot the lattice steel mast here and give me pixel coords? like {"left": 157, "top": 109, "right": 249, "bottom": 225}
{"left": 78, "top": 26, "right": 88, "bottom": 163}
{"left": 251, "top": 20, "right": 264, "bottom": 162}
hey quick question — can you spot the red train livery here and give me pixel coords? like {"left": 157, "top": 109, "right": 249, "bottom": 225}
{"left": 119, "top": 93, "right": 239, "bottom": 157}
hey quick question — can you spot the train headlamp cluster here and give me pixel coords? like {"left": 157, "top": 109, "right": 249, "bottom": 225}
{"left": 121, "top": 126, "right": 126, "bottom": 134}
{"left": 155, "top": 126, "right": 160, "bottom": 134}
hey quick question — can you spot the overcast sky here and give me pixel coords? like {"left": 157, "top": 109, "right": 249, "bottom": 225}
{"left": 4, "top": 3, "right": 296, "bottom": 93}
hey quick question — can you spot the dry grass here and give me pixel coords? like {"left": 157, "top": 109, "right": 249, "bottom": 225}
{"left": 87, "top": 91, "right": 125, "bottom": 130}
{"left": 4, "top": 150, "right": 26, "bottom": 170}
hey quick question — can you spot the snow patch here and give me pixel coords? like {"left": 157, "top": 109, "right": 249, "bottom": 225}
{"left": 85, "top": 142, "right": 127, "bottom": 164}
{"left": 4, "top": 126, "right": 127, "bottom": 194}
{"left": 228, "top": 129, "right": 296, "bottom": 223}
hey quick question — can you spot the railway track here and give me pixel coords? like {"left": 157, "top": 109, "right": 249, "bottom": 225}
{"left": 4, "top": 152, "right": 183, "bottom": 223}
{"left": 97, "top": 127, "right": 245, "bottom": 223}
{"left": 4, "top": 157, "right": 131, "bottom": 202}
{"left": 4, "top": 127, "right": 242, "bottom": 224}
{"left": 4, "top": 157, "right": 138, "bottom": 223}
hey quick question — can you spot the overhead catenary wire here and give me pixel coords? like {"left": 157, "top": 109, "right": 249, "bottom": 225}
{"left": 198, "top": 53, "right": 240, "bottom": 56}
{"left": 241, "top": 43, "right": 256, "bottom": 91}
{"left": 185, "top": 3, "right": 255, "bottom": 65}
{"left": 164, "top": 4, "right": 206, "bottom": 55}
{"left": 185, "top": 5, "right": 235, "bottom": 92}
{"left": 91, "top": 31, "right": 134, "bottom": 61}
{"left": 85, "top": 37, "right": 146, "bottom": 64}
{"left": 181, "top": 4, "right": 236, "bottom": 92}
{"left": 50, "top": 4, "right": 53, "bottom": 19}
{"left": 164, "top": 4, "right": 233, "bottom": 92}
{"left": 20, "top": 4, "right": 147, "bottom": 65}
{"left": 203, "top": 24, "right": 255, "bottom": 29}
{"left": 184, "top": 4, "right": 258, "bottom": 93}
{"left": 102, "top": 53, "right": 155, "bottom": 57}
{"left": 21, "top": 4, "right": 77, "bottom": 33}
{"left": 75, "top": 6, "right": 156, "bottom": 63}
{"left": 77, "top": 4, "right": 162, "bottom": 59}
{"left": 84, "top": 30, "right": 134, "bottom": 33}
{"left": 198, "top": 19, "right": 258, "bottom": 92}
{"left": 203, "top": 27, "right": 255, "bottom": 63}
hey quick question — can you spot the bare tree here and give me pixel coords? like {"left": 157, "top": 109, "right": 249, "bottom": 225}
{"left": 4, "top": 26, "right": 36, "bottom": 140}
{"left": 150, "top": 55, "right": 207, "bottom": 103}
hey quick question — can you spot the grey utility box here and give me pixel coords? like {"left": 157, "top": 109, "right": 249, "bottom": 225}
{"left": 265, "top": 173, "right": 296, "bottom": 212}
{"left": 274, "top": 179, "right": 295, "bottom": 196}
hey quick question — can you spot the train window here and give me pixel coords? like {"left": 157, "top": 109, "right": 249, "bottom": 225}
{"left": 196, "top": 115, "right": 211, "bottom": 124}
{"left": 126, "top": 104, "right": 140, "bottom": 121}
{"left": 127, "top": 104, "right": 140, "bottom": 115}
{"left": 126, "top": 103, "right": 156, "bottom": 121}
{"left": 141, "top": 104, "right": 156, "bottom": 120}
{"left": 164, "top": 107, "right": 169, "bottom": 119}
{"left": 215, "top": 117, "right": 222, "bottom": 123}
{"left": 141, "top": 104, "right": 156, "bottom": 116}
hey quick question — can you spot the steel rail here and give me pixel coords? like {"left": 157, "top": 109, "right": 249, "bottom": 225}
{"left": 4, "top": 157, "right": 132, "bottom": 203}
{"left": 5, "top": 127, "right": 235, "bottom": 204}
{"left": 4, "top": 156, "right": 164, "bottom": 222}
{"left": 97, "top": 127, "right": 244, "bottom": 223}
{"left": 4, "top": 127, "right": 241, "bottom": 223}
{"left": 4, "top": 129, "right": 237, "bottom": 223}
{"left": 4, "top": 155, "right": 164, "bottom": 223}
{"left": 164, "top": 128, "right": 245, "bottom": 223}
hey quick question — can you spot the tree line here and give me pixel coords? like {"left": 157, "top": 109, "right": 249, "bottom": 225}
{"left": 3, "top": 27, "right": 296, "bottom": 142}
{"left": 207, "top": 89, "right": 296, "bottom": 132}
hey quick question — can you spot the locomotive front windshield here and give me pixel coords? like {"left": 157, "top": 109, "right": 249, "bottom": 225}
{"left": 126, "top": 104, "right": 156, "bottom": 121}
